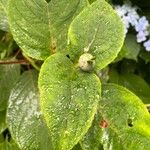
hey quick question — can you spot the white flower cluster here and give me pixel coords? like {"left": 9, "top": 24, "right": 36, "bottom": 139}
{"left": 115, "top": 2, "right": 150, "bottom": 51}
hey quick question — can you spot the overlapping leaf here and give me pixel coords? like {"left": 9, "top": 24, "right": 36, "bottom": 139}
{"left": 0, "top": 64, "right": 20, "bottom": 111}
{"left": 109, "top": 70, "right": 150, "bottom": 104}
{"left": 0, "top": 0, "right": 9, "bottom": 31}
{"left": 39, "top": 53, "right": 101, "bottom": 150}
{"left": 100, "top": 84, "right": 150, "bottom": 150}
{"left": 80, "top": 112, "right": 103, "bottom": 150}
{"left": 8, "top": 0, "right": 88, "bottom": 60}
{"left": 67, "top": 0, "right": 124, "bottom": 70}
{"left": 0, "top": 110, "right": 6, "bottom": 134}
{"left": 7, "top": 71, "right": 52, "bottom": 150}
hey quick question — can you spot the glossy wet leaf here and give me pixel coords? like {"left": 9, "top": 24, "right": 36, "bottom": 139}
{"left": 0, "top": 110, "right": 6, "bottom": 134}
{"left": 7, "top": 70, "right": 52, "bottom": 150}
{"left": 0, "top": 64, "right": 20, "bottom": 111}
{"left": 0, "top": 0, "right": 9, "bottom": 31}
{"left": 8, "top": 0, "right": 88, "bottom": 60}
{"left": 39, "top": 53, "right": 101, "bottom": 150}
{"left": 100, "top": 84, "right": 150, "bottom": 150}
{"left": 109, "top": 70, "right": 150, "bottom": 104}
{"left": 67, "top": 0, "right": 124, "bottom": 70}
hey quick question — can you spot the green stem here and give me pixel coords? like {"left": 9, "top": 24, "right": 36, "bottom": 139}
{"left": 23, "top": 53, "right": 40, "bottom": 71}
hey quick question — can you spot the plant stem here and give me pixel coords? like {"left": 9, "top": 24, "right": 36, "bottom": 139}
{"left": 22, "top": 53, "right": 40, "bottom": 71}
{"left": 0, "top": 60, "right": 28, "bottom": 65}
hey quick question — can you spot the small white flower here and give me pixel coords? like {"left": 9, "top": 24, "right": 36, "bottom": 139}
{"left": 136, "top": 31, "right": 147, "bottom": 43}
{"left": 127, "top": 12, "right": 139, "bottom": 26}
{"left": 115, "top": 6, "right": 127, "bottom": 17}
{"left": 144, "top": 40, "right": 150, "bottom": 51}
{"left": 135, "top": 16, "right": 149, "bottom": 32}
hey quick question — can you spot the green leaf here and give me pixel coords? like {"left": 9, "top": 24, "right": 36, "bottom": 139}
{"left": 0, "top": 140, "right": 20, "bottom": 150}
{"left": 100, "top": 84, "right": 150, "bottom": 150}
{"left": 67, "top": 0, "right": 124, "bottom": 70}
{"left": 39, "top": 53, "right": 101, "bottom": 150}
{"left": 0, "top": 64, "right": 20, "bottom": 111}
{"left": 109, "top": 70, "right": 150, "bottom": 104}
{"left": 139, "top": 49, "right": 150, "bottom": 63}
{"left": 0, "top": 0, "right": 9, "bottom": 32}
{"left": 72, "top": 143, "right": 83, "bottom": 150}
{"left": 8, "top": 0, "right": 88, "bottom": 60}
{"left": 80, "top": 112, "right": 103, "bottom": 150}
{"left": 115, "top": 34, "right": 140, "bottom": 62}
{"left": 7, "top": 70, "right": 52, "bottom": 150}
{"left": 0, "top": 110, "right": 6, "bottom": 134}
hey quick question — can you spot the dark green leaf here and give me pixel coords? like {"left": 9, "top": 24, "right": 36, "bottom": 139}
{"left": 139, "top": 50, "right": 150, "bottom": 63}
{"left": 8, "top": 0, "right": 88, "bottom": 60}
{"left": 39, "top": 53, "right": 101, "bottom": 150}
{"left": 67, "top": 0, "right": 124, "bottom": 70}
{"left": 7, "top": 70, "right": 52, "bottom": 150}
{"left": 116, "top": 34, "right": 140, "bottom": 62}
{"left": 0, "top": 64, "right": 20, "bottom": 111}
{"left": 100, "top": 84, "right": 150, "bottom": 150}
{"left": 109, "top": 70, "right": 150, "bottom": 104}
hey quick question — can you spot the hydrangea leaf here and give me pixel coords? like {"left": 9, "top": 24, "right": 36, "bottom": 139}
{"left": 7, "top": 0, "right": 88, "bottom": 60}
{"left": 67, "top": 0, "right": 124, "bottom": 70}
{"left": 7, "top": 71, "right": 52, "bottom": 150}
{"left": 0, "top": 110, "right": 6, "bottom": 134}
{"left": 0, "top": 0, "right": 9, "bottom": 32}
{"left": 80, "top": 112, "right": 103, "bottom": 150}
{"left": 0, "top": 64, "right": 20, "bottom": 111}
{"left": 109, "top": 70, "right": 150, "bottom": 104}
{"left": 139, "top": 50, "right": 150, "bottom": 63}
{"left": 100, "top": 84, "right": 150, "bottom": 150}
{"left": 72, "top": 144, "right": 83, "bottom": 150}
{"left": 0, "top": 140, "right": 20, "bottom": 150}
{"left": 116, "top": 34, "right": 140, "bottom": 62}
{"left": 39, "top": 53, "right": 101, "bottom": 150}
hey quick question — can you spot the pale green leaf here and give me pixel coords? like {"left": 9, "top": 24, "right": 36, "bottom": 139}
{"left": 7, "top": 70, "right": 52, "bottom": 150}
{"left": 0, "top": 0, "right": 9, "bottom": 32}
{"left": 8, "top": 0, "right": 88, "bottom": 60}
{"left": 39, "top": 53, "right": 101, "bottom": 150}
{"left": 100, "top": 84, "right": 150, "bottom": 150}
{"left": 0, "top": 64, "right": 20, "bottom": 111}
{"left": 67, "top": 0, "right": 124, "bottom": 70}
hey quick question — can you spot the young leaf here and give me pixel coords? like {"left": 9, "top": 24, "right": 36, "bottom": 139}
{"left": 8, "top": 0, "right": 88, "bottom": 60}
{"left": 0, "top": 64, "right": 20, "bottom": 111}
{"left": 39, "top": 53, "right": 101, "bottom": 150}
{"left": 67, "top": 0, "right": 124, "bottom": 70}
{"left": 100, "top": 84, "right": 150, "bottom": 150}
{"left": 0, "top": 110, "right": 6, "bottom": 134}
{"left": 7, "top": 70, "right": 52, "bottom": 150}
{"left": 0, "top": 0, "right": 9, "bottom": 32}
